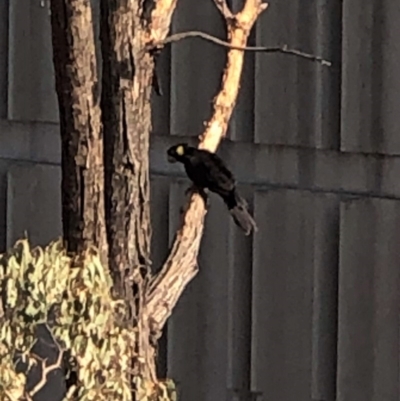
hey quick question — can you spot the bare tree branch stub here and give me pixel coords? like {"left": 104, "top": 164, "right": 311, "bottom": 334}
{"left": 146, "top": 0, "right": 268, "bottom": 332}
{"left": 149, "top": 0, "right": 179, "bottom": 43}
{"left": 213, "top": 0, "right": 234, "bottom": 19}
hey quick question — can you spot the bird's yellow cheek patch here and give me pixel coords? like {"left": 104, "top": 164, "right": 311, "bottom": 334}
{"left": 176, "top": 145, "right": 184, "bottom": 156}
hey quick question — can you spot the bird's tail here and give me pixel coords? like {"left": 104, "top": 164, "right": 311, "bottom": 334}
{"left": 226, "top": 191, "right": 258, "bottom": 236}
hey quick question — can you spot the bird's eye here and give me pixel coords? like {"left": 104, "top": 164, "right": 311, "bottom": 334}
{"left": 176, "top": 145, "right": 184, "bottom": 156}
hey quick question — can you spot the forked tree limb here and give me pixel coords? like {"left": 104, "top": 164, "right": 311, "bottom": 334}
{"left": 200, "top": 0, "right": 268, "bottom": 152}
{"left": 146, "top": 0, "right": 268, "bottom": 333}
{"left": 27, "top": 343, "right": 64, "bottom": 399}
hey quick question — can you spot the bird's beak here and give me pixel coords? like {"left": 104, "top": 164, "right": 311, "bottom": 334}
{"left": 168, "top": 154, "right": 177, "bottom": 163}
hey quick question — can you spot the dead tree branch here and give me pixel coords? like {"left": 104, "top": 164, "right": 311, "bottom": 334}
{"left": 157, "top": 31, "right": 331, "bottom": 66}
{"left": 146, "top": 0, "right": 268, "bottom": 332}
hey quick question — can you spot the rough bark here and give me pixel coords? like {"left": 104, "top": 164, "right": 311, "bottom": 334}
{"left": 147, "top": 0, "right": 268, "bottom": 333}
{"left": 100, "top": 0, "right": 179, "bottom": 382}
{"left": 50, "top": 0, "right": 108, "bottom": 266}
{"left": 100, "top": 0, "right": 152, "bottom": 308}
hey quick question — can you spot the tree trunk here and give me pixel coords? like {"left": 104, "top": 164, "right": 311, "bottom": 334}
{"left": 100, "top": 0, "right": 153, "bottom": 306}
{"left": 100, "top": 0, "right": 155, "bottom": 380}
{"left": 50, "top": 0, "right": 108, "bottom": 266}
{"left": 50, "top": 0, "right": 175, "bottom": 385}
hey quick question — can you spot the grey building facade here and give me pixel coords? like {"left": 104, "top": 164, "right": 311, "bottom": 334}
{"left": 1, "top": 0, "right": 400, "bottom": 400}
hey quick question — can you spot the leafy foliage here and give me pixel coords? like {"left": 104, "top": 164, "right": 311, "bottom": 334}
{"left": 0, "top": 239, "right": 176, "bottom": 401}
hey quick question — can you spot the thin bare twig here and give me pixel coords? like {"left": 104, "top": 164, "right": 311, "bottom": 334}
{"left": 158, "top": 30, "right": 331, "bottom": 66}
{"left": 28, "top": 326, "right": 64, "bottom": 397}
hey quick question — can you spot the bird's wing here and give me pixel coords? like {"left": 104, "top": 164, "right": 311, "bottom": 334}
{"left": 203, "top": 152, "right": 236, "bottom": 192}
